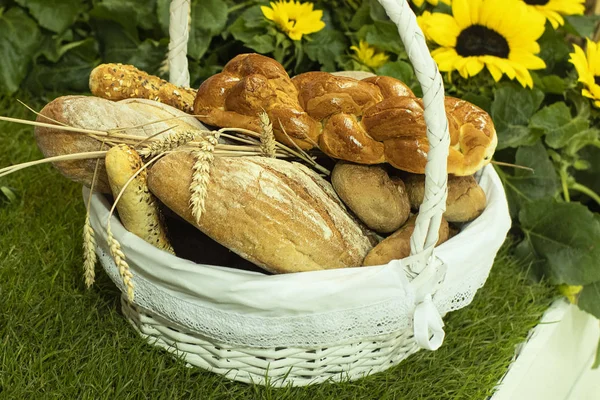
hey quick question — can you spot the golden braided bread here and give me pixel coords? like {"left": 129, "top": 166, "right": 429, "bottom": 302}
{"left": 193, "top": 54, "right": 497, "bottom": 175}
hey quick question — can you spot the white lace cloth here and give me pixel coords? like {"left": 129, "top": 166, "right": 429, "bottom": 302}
{"left": 88, "top": 164, "right": 510, "bottom": 349}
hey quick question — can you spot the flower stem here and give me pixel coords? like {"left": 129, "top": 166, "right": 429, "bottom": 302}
{"left": 559, "top": 167, "right": 570, "bottom": 202}
{"left": 228, "top": 0, "right": 255, "bottom": 13}
{"left": 569, "top": 182, "right": 600, "bottom": 207}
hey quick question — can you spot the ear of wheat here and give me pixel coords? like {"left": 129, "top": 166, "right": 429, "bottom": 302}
{"left": 82, "top": 213, "right": 97, "bottom": 288}
{"left": 258, "top": 111, "right": 276, "bottom": 158}
{"left": 190, "top": 131, "right": 219, "bottom": 224}
{"left": 107, "top": 224, "right": 135, "bottom": 301}
{"left": 138, "top": 129, "right": 198, "bottom": 157}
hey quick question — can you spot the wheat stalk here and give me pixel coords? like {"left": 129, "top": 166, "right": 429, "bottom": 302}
{"left": 107, "top": 224, "right": 135, "bottom": 301}
{"left": 190, "top": 131, "right": 219, "bottom": 224}
{"left": 138, "top": 129, "right": 198, "bottom": 157}
{"left": 82, "top": 214, "right": 97, "bottom": 288}
{"left": 258, "top": 111, "right": 276, "bottom": 158}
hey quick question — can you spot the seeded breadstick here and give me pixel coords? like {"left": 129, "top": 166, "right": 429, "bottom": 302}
{"left": 105, "top": 144, "right": 174, "bottom": 254}
{"left": 89, "top": 63, "right": 197, "bottom": 113}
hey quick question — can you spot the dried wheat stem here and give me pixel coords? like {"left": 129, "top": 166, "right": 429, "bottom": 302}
{"left": 107, "top": 224, "right": 135, "bottom": 301}
{"left": 258, "top": 111, "right": 276, "bottom": 158}
{"left": 190, "top": 131, "right": 219, "bottom": 224}
{"left": 82, "top": 214, "right": 97, "bottom": 288}
{"left": 138, "top": 129, "right": 198, "bottom": 157}
{"left": 0, "top": 151, "right": 107, "bottom": 177}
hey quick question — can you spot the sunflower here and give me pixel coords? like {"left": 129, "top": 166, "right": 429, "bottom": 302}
{"left": 416, "top": 11, "right": 434, "bottom": 41}
{"left": 425, "top": 0, "right": 546, "bottom": 88}
{"left": 350, "top": 40, "right": 389, "bottom": 69}
{"left": 261, "top": 1, "right": 325, "bottom": 41}
{"left": 569, "top": 39, "right": 600, "bottom": 107}
{"left": 522, "top": 0, "right": 585, "bottom": 29}
{"left": 411, "top": 0, "right": 451, "bottom": 7}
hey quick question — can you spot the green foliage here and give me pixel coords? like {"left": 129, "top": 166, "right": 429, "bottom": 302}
{"left": 491, "top": 84, "right": 544, "bottom": 149}
{"left": 519, "top": 199, "right": 600, "bottom": 286}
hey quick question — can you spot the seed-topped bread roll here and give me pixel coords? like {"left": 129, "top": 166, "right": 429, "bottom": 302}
{"left": 147, "top": 154, "right": 373, "bottom": 274}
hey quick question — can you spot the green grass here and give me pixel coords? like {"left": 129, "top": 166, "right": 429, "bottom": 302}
{"left": 0, "top": 96, "right": 557, "bottom": 399}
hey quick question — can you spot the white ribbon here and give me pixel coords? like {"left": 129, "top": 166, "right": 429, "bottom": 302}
{"left": 392, "top": 256, "right": 447, "bottom": 350}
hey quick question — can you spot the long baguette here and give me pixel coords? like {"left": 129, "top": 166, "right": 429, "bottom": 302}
{"left": 105, "top": 144, "right": 174, "bottom": 253}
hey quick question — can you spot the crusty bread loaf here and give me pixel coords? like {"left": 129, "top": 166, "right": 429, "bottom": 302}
{"left": 105, "top": 144, "right": 174, "bottom": 253}
{"left": 147, "top": 154, "right": 373, "bottom": 273}
{"left": 404, "top": 174, "right": 487, "bottom": 222}
{"left": 362, "top": 216, "right": 449, "bottom": 266}
{"left": 331, "top": 162, "right": 410, "bottom": 233}
{"left": 193, "top": 54, "right": 497, "bottom": 175}
{"left": 35, "top": 96, "right": 208, "bottom": 193}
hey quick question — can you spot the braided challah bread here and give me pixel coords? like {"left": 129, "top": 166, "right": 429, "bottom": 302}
{"left": 194, "top": 54, "right": 497, "bottom": 175}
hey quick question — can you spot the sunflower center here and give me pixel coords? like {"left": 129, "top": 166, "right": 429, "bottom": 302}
{"left": 456, "top": 25, "right": 510, "bottom": 58}
{"left": 595, "top": 76, "right": 600, "bottom": 86}
{"left": 523, "top": 0, "right": 550, "bottom": 5}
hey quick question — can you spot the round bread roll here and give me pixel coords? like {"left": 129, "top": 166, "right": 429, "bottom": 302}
{"left": 331, "top": 162, "right": 410, "bottom": 233}
{"left": 404, "top": 174, "right": 486, "bottom": 222}
{"left": 363, "top": 215, "right": 450, "bottom": 266}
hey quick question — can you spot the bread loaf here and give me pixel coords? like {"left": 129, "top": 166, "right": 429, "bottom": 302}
{"left": 34, "top": 96, "right": 207, "bottom": 192}
{"left": 105, "top": 144, "right": 174, "bottom": 253}
{"left": 331, "top": 162, "right": 410, "bottom": 233}
{"left": 193, "top": 54, "right": 497, "bottom": 175}
{"left": 147, "top": 154, "right": 373, "bottom": 273}
{"left": 89, "top": 63, "right": 197, "bottom": 113}
{"left": 362, "top": 216, "right": 449, "bottom": 266}
{"left": 404, "top": 174, "right": 486, "bottom": 222}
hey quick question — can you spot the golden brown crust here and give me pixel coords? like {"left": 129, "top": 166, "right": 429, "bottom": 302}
{"left": 147, "top": 153, "right": 373, "bottom": 274}
{"left": 192, "top": 54, "right": 497, "bottom": 175}
{"left": 384, "top": 137, "right": 465, "bottom": 175}
{"left": 193, "top": 54, "right": 319, "bottom": 150}
{"left": 320, "top": 114, "right": 385, "bottom": 164}
{"left": 331, "top": 162, "right": 410, "bottom": 233}
{"left": 89, "top": 63, "right": 196, "bottom": 113}
{"left": 404, "top": 174, "right": 487, "bottom": 222}
{"left": 362, "top": 216, "right": 449, "bottom": 266}
{"left": 362, "top": 76, "right": 415, "bottom": 98}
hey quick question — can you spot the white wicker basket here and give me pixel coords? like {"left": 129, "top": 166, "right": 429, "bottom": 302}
{"left": 88, "top": 0, "right": 511, "bottom": 387}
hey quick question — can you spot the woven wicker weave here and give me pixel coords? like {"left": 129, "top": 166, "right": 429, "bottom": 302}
{"left": 90, "top": 0, "right": 511, "bottom": 386}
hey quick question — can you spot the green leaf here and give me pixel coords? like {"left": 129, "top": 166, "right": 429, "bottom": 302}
{"left": 564, "top": 15, "right": 600, "bottom": 38}
{"left": 91, "top": 0, "right": 158, "bottom": 37}
{"left": 228, "top": 6, "right": 269, "bottom": 46}
{"left": 461, "top": 93, "right": 492, "bottom": 114}
{"left": 0, "top": 7, "right": 41, "bottom": 95}
{"left": 530, "top": 102, "right": 589, "bottom": 149}
{"left": 565, "top": 128, "right": 599, "bottom": 156}
{"left": 95, "top": 21, "right": 166, "bottom": 75}
{"left": 349, "top": 0, "right": 371, "bottom": 30}
{"left": 519, "top": 199, "right": 600, "bottom": 285}
{"left": 376, "top": 61, "right": 413, "bottom": 84}
{"left": 491, "top": 84, "right": 545, "bottom": 149}
{"left": 156, "top": 0, "right": 170, "bottom": 35}
{"left": 15, "top": 0, "right": 85, "bottom": 33}
{"left": 575, "top": 145, "right": 600, "bottom": 197}
{"left": 192, "top": 0, "right": 227, "bottom": 36}
{"left": 501, "top": 140, "right": 560, "bottom": 217}
{"left": 540, "top": 75, "right": 567, "bottom": 95}
{"left": 304, "top": 29, "right": 347, "bottom": 72}
{"left": 594, "top": 339, "right": 600, "bottom": 369}
{"left": 579, "top": 281, "right": 600, "bottom": 319}
{"left": 538, "top": 27, "right": 571, "bottom": 70}
{"left": 369, "top": 0, "right": 388, "bottom": 21}
{"left": 0, "top": 186, "right": 17, "bottom": 204}
{"left": 246, "top": 34, "right": 276, "bottom": 54}
{"left": 365, "top": 21, "right": 404, "bottom": 55}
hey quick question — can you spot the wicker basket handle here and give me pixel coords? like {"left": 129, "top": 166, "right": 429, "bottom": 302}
{"left": 167, "top": 0, "right": 450, "bottom": 350}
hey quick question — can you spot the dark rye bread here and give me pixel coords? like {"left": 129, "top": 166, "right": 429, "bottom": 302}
{"left": 147, "top": 153, "right": 373, "bottom": 273}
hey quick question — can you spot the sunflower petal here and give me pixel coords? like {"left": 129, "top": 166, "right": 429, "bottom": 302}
{"left": 427, "top": 13, "right": 461, "bottom": 47}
